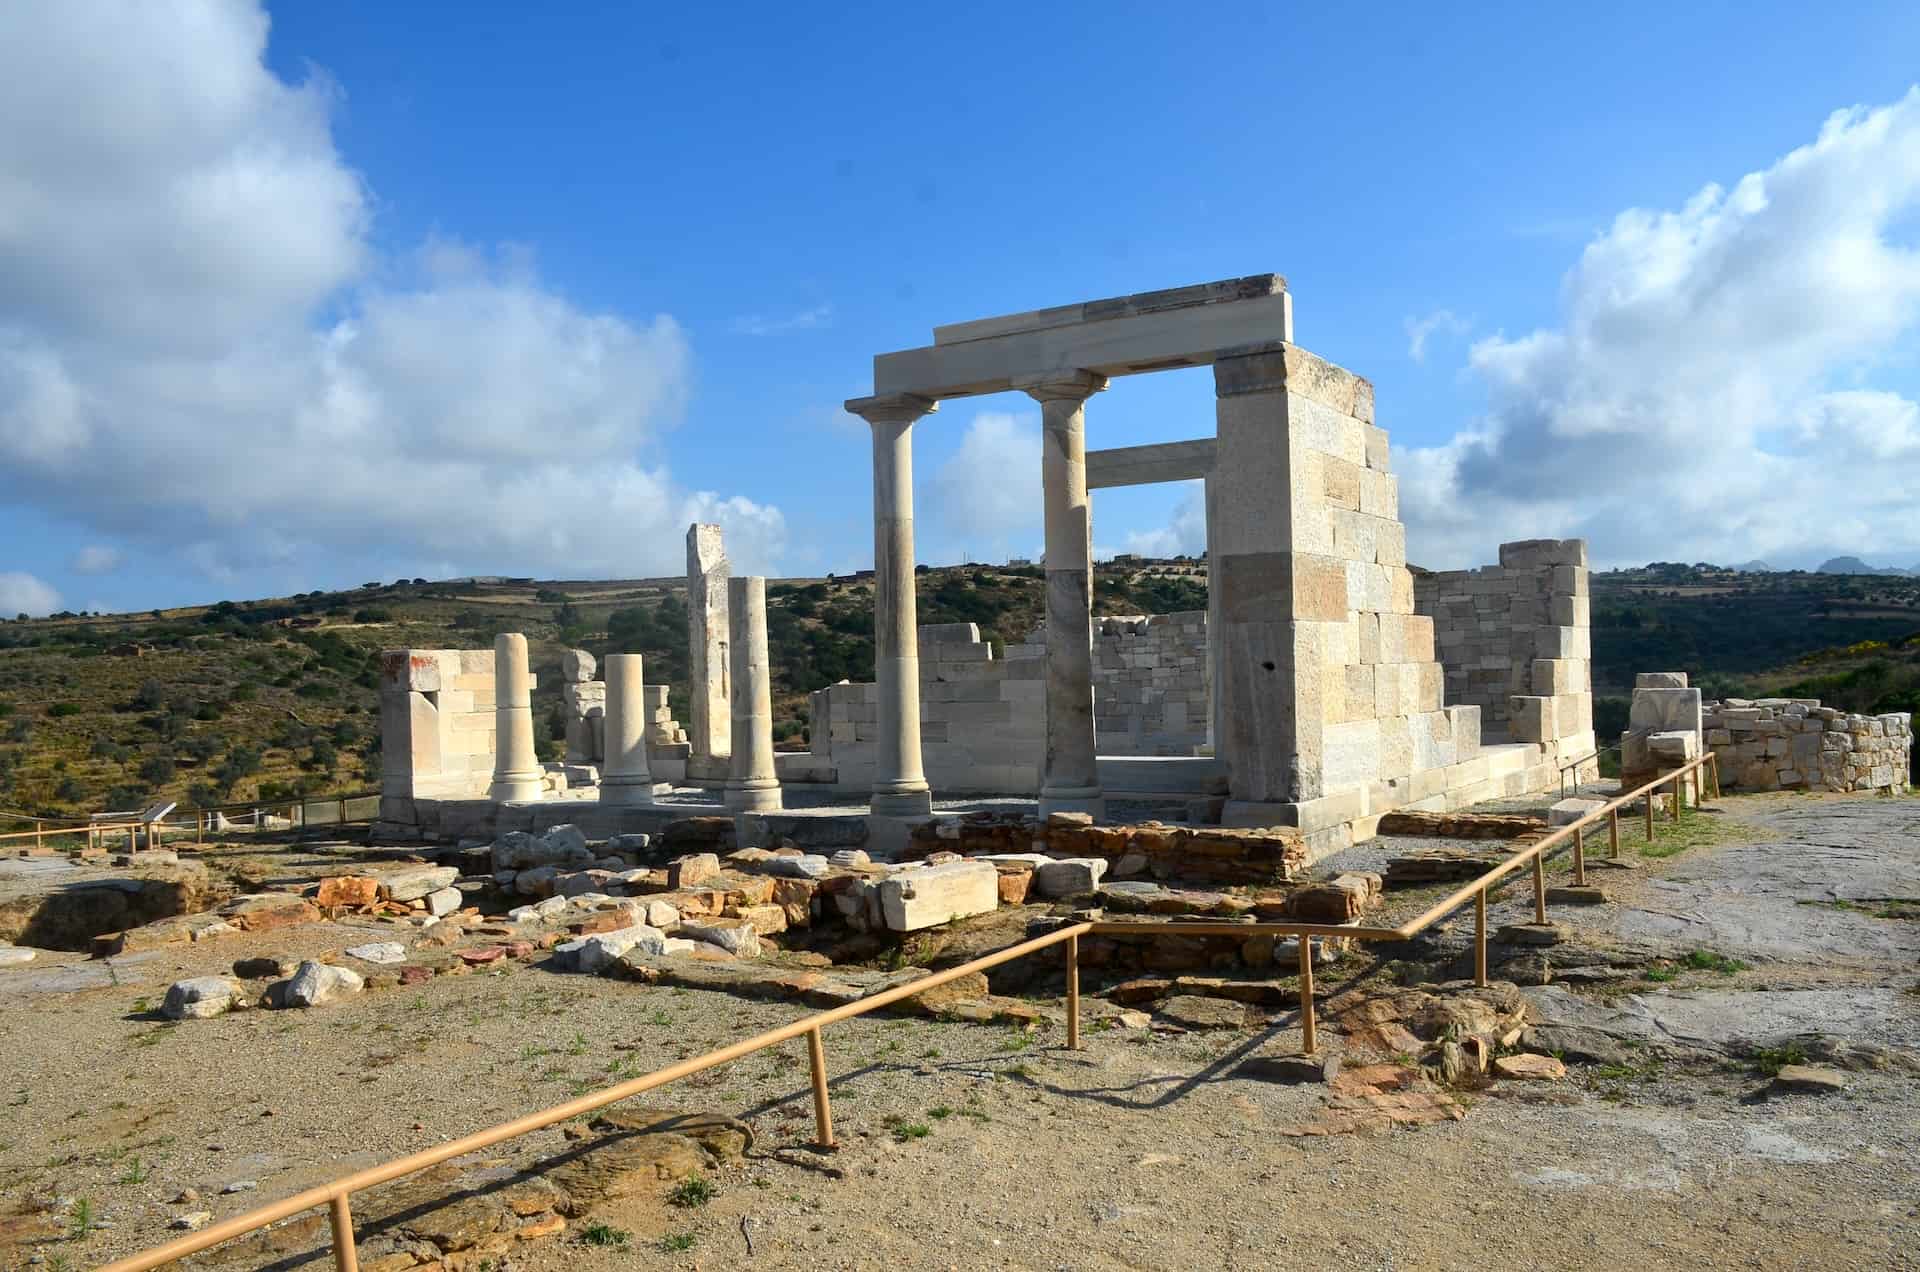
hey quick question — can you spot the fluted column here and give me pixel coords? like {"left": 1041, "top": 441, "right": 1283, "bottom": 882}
{"left": 488, "top": 632, "right": 543, "bottom": 803}
{"left": 845, "top": 392, "right": 938, "bottom": 817}
{"left": 724, "top": 575, "right": 782, "bottom": 811}
{"left": 1018, "top": 371, "right": 1108, "bottom": 819}
{"left": 599, "top": 654, "right": 654, "bottom": 805}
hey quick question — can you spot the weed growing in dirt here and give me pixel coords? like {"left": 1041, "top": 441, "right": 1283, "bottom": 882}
{"left": 1682, "top": 949, "right": 1750, "bottom": 974}
{"left": 928, "top": 1106, "right": 953, "bottom": 1119}
{"left": 669, "top": 1174, "right": 714, "bottom": 1208}
{"left": 658, "top": 1232, "right": 697, "bottom": 1252}
{"left": 1643, "top": 967, "right": 1677, "bottom": 983}
{"left": 67, "top": 1198, "right": 93, "bottom": 1239}
{"left": 117, "top": 1157, "right": 148, "bottom": 1185}
{"left": 579, "top": 1222, "right": 630, "bottom": 1248}
{"left": 1749, "top": 1042, "right": 1809, "bottom": 1076}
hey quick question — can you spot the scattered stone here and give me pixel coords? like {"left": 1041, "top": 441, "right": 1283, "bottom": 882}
{"left": 644, "top": 899, "right": 681, "bottom": 928}
{"left": 829, "top": 849, "right": 870, "bottom": 868}
{"left": 1520, "top": 1025, "right": 1637, "bottom": 1068}
{"left": 376, "top": 866, "right": 459, "bottom": 903}
{"left": 1114, "top": 1009, "right": 1152, "bottom": 1029}
{"left": 766, "top": 854, "right": 831, "bottom": 880}
{"left": 423, "top": 886, "right": 463, "bottom": 918}
{"left": 669, "top": 853, "right": 723, "bottom": 889}
{"left": 398, "top": 965, "right": 434, "bottom": 986}
{"left": 220, "top": 894, "right": 322, "bottom": 933}
{"left": 606, "top": 832, "right": 652, "bottom": 854}
{"left": 457, "top": 946, "right": 507, "bottom": 965}
{"left": 276, "top": 961, "right": 365, "bottom": 1008}
{"left": 163, "top": 976, "right": 242, "bottom": 1020}
{"left": 170, "top": 1212, "right": 213, "bottom": 1231}
{"left": 221, "top": 1180, "right": 258, "bottom": 1194}
{"left": 344, "top": 942, "right": 407, "bottom": 965}
{"left": 315, "top": 875, "right": 379, "bottom": 909}
{"left": 1235, "top": 1054, "right": 1340, "bottom": 1085}
{"left": 677, "top": 916, "right": 761, "bottom": 957}
{"left": 1543, "top": 884, "right": 1610, "bottom": 905}
{"left": 1034, "top": 857, "right": 1109, "bottom": 898}
{"left": 1492, "top": 1053, "right": 1567, "bottom": 1081}
{"left": 1770, "top": 1064, "right": 1847, "bottom": 1095}
{"left": 1548, "top": 797, "right": 1607, "bottom": 827}
{"left": 0, "top": 946, "right": 38, "bottom": 965}
{"left": 560, "top": 925, "right": 669, "bottom": 974}
{"left": 877, "top": 861, "right": 999, "bottom": 932}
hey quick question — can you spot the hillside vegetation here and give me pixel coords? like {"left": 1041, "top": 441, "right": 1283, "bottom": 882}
{"left": 0, "top": 563, "right": 1206, "bottom": 821}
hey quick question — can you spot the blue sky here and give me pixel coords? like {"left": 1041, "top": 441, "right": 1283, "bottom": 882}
{"left": 4, "top": 0, "right": 1920, "bottom": 616}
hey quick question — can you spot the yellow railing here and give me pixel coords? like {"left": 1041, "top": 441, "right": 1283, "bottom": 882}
{"left": 98, "top": 753, "right": 1719, "bottom": 1272}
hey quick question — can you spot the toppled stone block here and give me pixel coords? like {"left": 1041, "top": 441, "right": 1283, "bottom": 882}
{"left": 345, "top": 942, "right": 407, "bottom": 965}
{"left": 515, "top": 865, "right": 562, "bottom": 898}
{"left": 1770, "top": 1064, "right": 1847, "bottom": 1095}
{"left": 1548, "top": 798, "right": 1606, "bottom": 827}
{"left": 669, "top": 853, "right": 723, "bottom": 889}
{"left": 644, "top": 899, "right": 682, "bottom": 928}
{"left": 1492, "top": 1053, "right": 1567, "bottom": 1081}
{"left": 220, "top": 894, "right": 322, "bottom": 933}
{"left": 0, "top": 945, "right": 36, "bottom": 965}
{"left": 424, "top": 886, "right": 463, "bottom": 917}
{"left": 375, "top": 866, "right": 459, "bottom": 903}
{"left": 315, "top": 876, "right": 380, "bottom": 908}
{"left": 1034, "top": 857, "right": 1109, "bottom": 898}
{"left": 830, "top": 849, "right": 870, "bottom": 868}
{"left": 877, "top": 861, "right": 999, "bottom": 932}
{"left": 493, "top": 828, "right": 595, "bottom": 872}
{"left": 678, "top": 916, "right": 762, "bottom": 957}
{"left": 559, "top": 924, "right": 668, "bottom": 974}
{"left": 606, "top": 832, "right": 652, "bottom": 854}
{"left": 163, "top": 976, "right": 243, "bottom": 1020}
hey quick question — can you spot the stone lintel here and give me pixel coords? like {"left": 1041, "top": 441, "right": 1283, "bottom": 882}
{"left": 933, "top": 274, "right": 1287, "bottom": 346}
{"left": 1086, "top": 439, "right": 1217, "bottom": 489}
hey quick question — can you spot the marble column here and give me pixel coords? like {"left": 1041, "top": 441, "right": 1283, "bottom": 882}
{"left": 685, "top": 523, "right": 731, "bottom": 761}
{"left": 599, "top": 654, "right": 654, "bottom": 806}
{"left": 723, "top": 575, "right": 782, "bottom": 811}
{"left": 845, "top": 392, "right": 938, "bottom": 817}
{"left": 1018, "top": 371, "right": 1108, "bottom": 819}
{"left": 488, "top": 632, "right": 543, "bottom": 803}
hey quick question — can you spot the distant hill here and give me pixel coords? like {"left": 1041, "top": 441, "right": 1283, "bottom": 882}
{"left": 1816, "top": 556, "right": 1915, "bottom": 577}
{"left": 1735, "top": 560, "right": 1775, "bottom": 573}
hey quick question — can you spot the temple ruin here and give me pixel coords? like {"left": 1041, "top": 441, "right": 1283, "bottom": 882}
{"left": 377, "top": 275, "right": 1600, "bottom": 859}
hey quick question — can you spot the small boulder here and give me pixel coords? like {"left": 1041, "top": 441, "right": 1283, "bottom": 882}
{"left": 0, "top": 946, "right": 38, "bottom": 965}
{"left": 232, "top": 956, "right": 296, "bottom": 980}
{"left": 276, "top": 961, "right": 365, "bottom": 1009}
{"left": 560, "top": 924, "right": 668, "bottom": 975}
{"left": 829, "top": 849, "right": 870, "bottom": 868}
{"left": 677, "top": 916, "right": 761, "bottom": 957}
{"left": 607, "top": 832, "right": 652, "bottom": 854}
{"left": 669, "top": 853, "right": 723, "bottom": 889}
{"left": 423, "top": 886, "right": 463, "bottom": 918}
{"left": 644, "top": 900, "right": 681, "bottom": 928}
{"left": 1770, "top": 1064, "right": 1846, "bottom": 1095}
{"left": 1035, "top": 858, "right": 1108, "bottom": 898}
{"left": 1235, "top": 1054, "right": 1340, "bottom": 1085}
{"left": 377, "top": 866, "right": 458, "bottom": 903}
{"left": 1492, "top": 1053, "right": 1567, "bottom": 1081}
{"left": 315, "top": 875, "right": 379, "bottom": 909}
{"left": 163, "top": 976, "right": 242, "bottom": 1020}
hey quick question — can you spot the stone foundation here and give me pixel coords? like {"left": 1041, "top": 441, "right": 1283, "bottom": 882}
{"left": 1704, "top": 698, "right": 1911, "bottom": 792}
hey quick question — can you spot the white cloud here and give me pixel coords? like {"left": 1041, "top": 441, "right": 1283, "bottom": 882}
{"left": 1397, "top": 88, "right": 1920, "bottom": 570}
{"left": 1404, "top": 308, "right": 1471, "bottom": 363}
{"left": 729, "top": 304, "right": 834, "bottom": 336}
{"left": 70, "top": 546, "right": 121, "bottom": 575}
{"left": 0, "top": 572, "right": 60, "bottom": 617}
{"left": 1115, "top": 482, "right": 1207, "bottom": 559}
{"left": 0, "top": 1, "right": 782, "bottom": 591}
{"left": 925, "top": 411, "right": 1042, "bottom": 560}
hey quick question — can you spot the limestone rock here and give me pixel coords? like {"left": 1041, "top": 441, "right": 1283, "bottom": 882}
{"left": 0, "top": 946, "right": 37, "bottom": 965}
{"left": 607, "top": 832, "right": 652, "bottom": 854}
{"left": 1520, "top": 1025, "right": 1635, "bottom": 1068}
{"left": 315, "top": 875, "right": 379, "bottom": 908}
{"left": 1235, "top": 1054, "right": 1339, "bottom": 1085}
{"left": 560, "top": 925, "right": 668, "bottom": 974}
{"left": 232, "top": 955, "right": 296, "bottom": 980}
{"left": 677, "top": 916, "right": 761, "bottom": 957}
{"left": 1492, "top": 1053, "right": 1567, "bottom": 1081}
{"left": 163, "top": 976, "right": 242, "bottom": 1020}
{"left": 424, "top": 886, "right": 463, "bottom": 918}
{"left": 644, "top": 900, "right": 681, "bottom": 928}
{"left": 277, "top": 961, "right": 365, "bottom": 1008}
{"left": 377, "top": 866, "right": 459, "bottom": 903}
{"left": 1155, "top": 994, "right": 1251, "bottom": 1030}
{"left": 514, "top": 865, "right": 562, "bottom": 898}
{"left": 1034, "top": 857, "right": 1109, "bottom": 898}
{"left": 1770, "top": 1064, "right": 1847, "bottom": 1094}
{"left": 1548, "top": 797, "right": 1606, "bottom": 827}
{"left": 562, "top": 649, "right": 597, "bottom": 682}
{"left": 829, "top": 849, "right": 870, "bottom": 868}
{"left": 878, "top": 861, "right": 999, "bottom": 932}
{"left": 669, "top": 853, "right": 723, "bottom": 889}
{"left": 1495, "top": 923, "right": 1568, "bottom": 947}
{"left": 492, "top": 828, "right": 595, "bottom": 872}
{"left": 766, "top": 854, "right": 831, "bottom": 880}
{"left": 345, "top": 942, "right": 407, "bottom": 965}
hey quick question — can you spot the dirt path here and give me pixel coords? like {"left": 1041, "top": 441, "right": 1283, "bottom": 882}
{"left": 1, "top": 793, "right": 1916, "bottom": 1270}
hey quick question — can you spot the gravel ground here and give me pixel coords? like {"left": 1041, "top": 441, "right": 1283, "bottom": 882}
{"left": 1, "top": 792, "right": 1916, "bottom": 1270}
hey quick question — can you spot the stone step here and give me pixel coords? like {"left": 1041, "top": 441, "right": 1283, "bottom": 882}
{"left": 1095, "top": 755, "right": 1229, "bottom": 796}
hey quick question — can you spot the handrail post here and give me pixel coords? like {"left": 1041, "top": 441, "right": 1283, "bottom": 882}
{"left": 1065, "top": 933, "right": 1081, "bottom": 1051}
{"left": 329, "top": 1194, "right": 359, "bottom": 1272}
{"left": 1531, "top": 852, "right": 1546, "bottom": 924}
{"left": 1572, "top": 821, "right": 1586, "bottom": 886}
{"left": 1297, "top": 935, "right": 1316, "bottom": 1054}
{"left": 1645, "top": 784, "right": 1655, "bottom": 841}
{"left": 1474, "top": 886, "right": 1488, "bottom": 987}
{"left": 1670, "top": 773, "right": 1682, "bottom": 823}
{"left": 1608, "top": 807, "right": 1620, "bottom": 860}
{"left": 806, "top": 1026, "right": 836, "bottom": 1150}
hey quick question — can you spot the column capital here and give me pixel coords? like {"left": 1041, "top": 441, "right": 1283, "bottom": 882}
{"left": 845, "top": 392, "right": 938, "bottom": 426}
{"left": 1014, "top": 369, "right": 1108, "bottom": 403}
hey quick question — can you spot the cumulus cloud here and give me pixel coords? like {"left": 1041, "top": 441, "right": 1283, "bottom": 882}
{"left": 1114, "top": 482, "right": 1207, "bottom": 559}
{"left": 0, "top": 1, "right": 783, "bottom": 592}
{"left": 70, "top": 546, "right": 122, "bottom": 575}
{"left": 1397, "top": 89, "right": 1920, "bottom": 570}
{"left": 924, "top": 411, "right": 1042, "bottom": 560}
{"left": 0, "top": 572, "right": 60, "bottom": 617}
{"left": 1404, "top": 308, "right": 1471, "bottom": 363}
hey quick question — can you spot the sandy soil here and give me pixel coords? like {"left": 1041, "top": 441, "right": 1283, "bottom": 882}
{"left": 1, "top": 792, "right": 1915, "bottom": 1271}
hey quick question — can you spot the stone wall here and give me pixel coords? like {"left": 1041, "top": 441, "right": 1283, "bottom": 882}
{"left": 379, "top": 649, "right": 499, "bottom": 816}
{"left": 1412, "top": 539, "right": 1595, "bottom": 765}
{"left": 807, "top": 622, "right": 1046, "bottom": 794}
{"left": 1090, "top": 612, "right": 1211, "bottom": 757}
{"left": 1703, "top": 698, "right": 1912, "bottom": 792}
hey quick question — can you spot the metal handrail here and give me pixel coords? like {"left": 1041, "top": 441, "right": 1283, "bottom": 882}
{"left": 98, "top": 752, "right": 1720, "bottom": 1272}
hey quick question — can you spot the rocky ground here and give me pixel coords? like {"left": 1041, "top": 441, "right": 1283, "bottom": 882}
{"left": 1, "top": 791, "right": 1916, "bottom": 1270}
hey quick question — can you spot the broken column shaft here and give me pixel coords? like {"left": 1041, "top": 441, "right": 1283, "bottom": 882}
{"left": 724, "top": 575, "right": 782, "bottom": 811}
{"left": 488, "top": 632, "right": 543, "bottom": 803}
